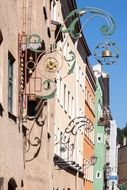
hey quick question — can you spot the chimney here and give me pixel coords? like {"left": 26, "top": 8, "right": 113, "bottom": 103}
{"left": 123, "top": 137, "right": 127, "bottom": 146}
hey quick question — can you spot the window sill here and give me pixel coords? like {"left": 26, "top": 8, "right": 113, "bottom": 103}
{"left": 8, "top": 112, "right": 17, "bottom": 123}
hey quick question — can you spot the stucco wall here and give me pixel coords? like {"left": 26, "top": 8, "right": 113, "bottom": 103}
{"left": 0, "top": 1, "right": 55, "bottom": 190}
{"left": 0, "top": 0, "right": 24, "bottom": 189}
{"left": 118, "top": 145, "right": 127, "bottom": 189}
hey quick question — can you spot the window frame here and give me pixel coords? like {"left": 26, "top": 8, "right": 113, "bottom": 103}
{"left": 8, "top": 51, "right": 15, "bottom": 113}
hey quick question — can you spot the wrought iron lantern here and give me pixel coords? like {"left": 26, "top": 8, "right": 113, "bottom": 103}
{"left": 94, "top": 39, "right": 119, "bottom": 65}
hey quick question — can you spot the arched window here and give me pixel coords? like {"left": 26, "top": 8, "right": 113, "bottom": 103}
{"left": 8, "top": 178, "right": 17, "bottom": 190}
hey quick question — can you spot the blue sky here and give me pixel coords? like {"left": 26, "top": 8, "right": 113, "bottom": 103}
{"left": 76, "top": 0, "right": 127, "bottom": 128}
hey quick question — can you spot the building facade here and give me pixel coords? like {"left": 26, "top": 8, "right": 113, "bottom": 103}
{"left": 52, "top": 1, "right": 94, "bottom": 190}
{"left": 0, "top": 1, "right": 118, "bottom": 190}
{"left": 0, "top": 0, "right": 56, "bottom": 190}
{"left": 93, "top": 64, "right": 105, "bottom": 190}
{"left": 93, "top": 64, "right": 118, "bottom": 190}
{"left": 83, "top": 64, "right": 96, "bottom": 190}
{"left": 118, "top": 144, "right": 127, "bottom": 190}
{"left": 108, "top": 120, "right": 118, "bottom": 190}
{"left": 0, "top": 1, "right": 24, "bottom": 189}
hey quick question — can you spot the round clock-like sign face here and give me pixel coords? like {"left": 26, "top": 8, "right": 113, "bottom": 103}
{"left": 44, "top": 57, "right": 59, "bottom": 72}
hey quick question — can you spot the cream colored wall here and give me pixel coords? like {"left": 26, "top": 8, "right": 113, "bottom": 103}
{"left": 54, "top": 30, "right": 86, "bottom": 164}
{"left": 53, "top": 168, "right": 83, "bottom": 190}
{"left": 53, "top": 1, "right": 88, "bottom": 190}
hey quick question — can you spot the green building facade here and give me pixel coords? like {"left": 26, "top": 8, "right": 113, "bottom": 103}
{"left": 93, "top": 65, "right": 106, "bottom": 190}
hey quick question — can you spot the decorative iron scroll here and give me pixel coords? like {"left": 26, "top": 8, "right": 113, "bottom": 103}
{"left": 58, "top": 7, "right": 119, "bottom": 65}
{"left": 59, "top": 7, "right": 116, "bottom": 40}
{"left": 55, "top": 116, "right": 93, "bottom": 160}
{"left": 25, "top": 100, "right": 47, "bottom": 162}
{"left": 19, "top": 34, "right": 76, "bottom": 102}
{"left": 18, "top": 6, "right": 117, "bottom": 117}
{"left": 65, "top": 116, "right": 94, "bottom": 135}
{"left": 18, "top": 30, "right": 77, "bottom": 161}
{"left": 19, "top": 0, "right": 80, "bottom": 163}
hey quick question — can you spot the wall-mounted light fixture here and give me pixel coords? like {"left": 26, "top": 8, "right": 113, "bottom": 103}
{"left": 90, "top": 155, "right": 98, "bottom": 165}
{"left": 83, "top": 155, "right": 97, "bottom": 169}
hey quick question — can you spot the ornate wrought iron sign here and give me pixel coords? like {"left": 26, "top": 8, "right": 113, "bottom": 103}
{"left": 59, "top": 7, "right": 119, "bottom": 65}
{"left": 18, "top": 32, "right": 76, "bottom": 119}
{"left": 55, "top": 116, "right": 94, "bottom": 160}
{"left": 18, "top": 4, "right": 119, "bottom": 162}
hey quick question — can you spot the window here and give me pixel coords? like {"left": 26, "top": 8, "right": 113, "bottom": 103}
{"left": 89, "top": 95, "right": 92, "bottom": 108}
{"left": 27, "top": 97, "right": 41, "bottom": 117}
{"left": 8, "top": 178, "right": 17, "bottom": 190}
{"left": 97, "top": 133, "right": 103, "bottom": 143}
{"left": 79, "top": 67, "right": 82, "bottom": 86}
{"left": 56, "top": 75, "right": 61, "bottom": 101}
{"left": 60, "top": 81, "right": 63, "bottom": 107}
{"left": 43, "top": 7, "right": 48, "bottom": 20}
{"left": 96, "top": 171, "right": 102, "bottom": 179}
{"left": 0, "top": 177, "right": 4, "bottom": 190}
{"left": 51, "top": 0, "right": 57, "bottom": 21}
{"left": 63, "top": 84, "right": 66, "bottom": 110}
{"left": 27, "top": 99, "right": 36, "bottom": 117}
{"left": 0, "top": 30, "right": 3, "bottom": 45}
{"left": 0, "top": 31, "right": 3, "bottom": 105}
{"left": 71, "top": 96, "right": 75, "bottom": 118}
{"left": 8, "top": 51, "right": 15, "bottom": 113}
{"left": 82, "top": 72, "right": 85, "bottom": 91}
{"left": 85, "top": 87, "right": 87, "bottom": 101}
{"left": 67, "top": 91, "right": 70, "bottom": 112}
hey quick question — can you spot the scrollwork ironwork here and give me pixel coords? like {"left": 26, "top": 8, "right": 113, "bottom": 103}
{"left": 22, "top": 35, "right": 76, "bottom": 98}
{"left": 65, "top": 116, "right": 93, "bottom": 135}
{"left": 55, "top": 116, "right": 94, "bottom": 160}
{"left": 25, "top": 100, "right": 47, "bottom": 162}
{"left": 59, "top": 7, "right": 116, "bottom": 40}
